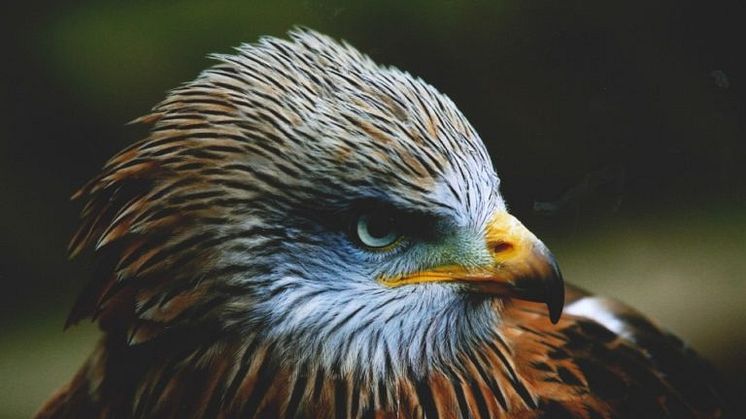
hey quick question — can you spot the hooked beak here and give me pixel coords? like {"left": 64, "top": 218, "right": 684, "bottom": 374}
{"left": 379, "top": 212, "right": 565, "bottom": 324}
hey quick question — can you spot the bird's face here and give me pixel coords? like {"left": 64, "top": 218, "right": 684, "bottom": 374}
{"left": 248, "top": 180, "right": 562, "bottom": 367}
{"left": 241, "top": 130, "right": 563, "bottom": 375}
{"left": 72, "top": 30, "right": 563, "bottom": 377}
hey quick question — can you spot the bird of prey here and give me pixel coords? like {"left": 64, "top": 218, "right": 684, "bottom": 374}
{"left": 37, "top": 29, "right": 725, "bottom": 418}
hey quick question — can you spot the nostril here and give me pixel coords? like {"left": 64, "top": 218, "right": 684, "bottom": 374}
{"left": 492, "top": 241, "right": 513, "bottom": 254}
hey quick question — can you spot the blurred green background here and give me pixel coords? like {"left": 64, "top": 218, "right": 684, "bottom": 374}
{"left": 1, "top": 1, "right": 745, "bottom": 417}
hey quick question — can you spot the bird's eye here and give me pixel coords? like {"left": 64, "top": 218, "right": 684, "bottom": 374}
{"left": 355, "top": 213, "right": 401, "bottom": 249}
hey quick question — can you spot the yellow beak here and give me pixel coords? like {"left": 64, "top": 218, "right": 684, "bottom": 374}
{"left": 379, "top": 211, "right": 565, "bottom": 323}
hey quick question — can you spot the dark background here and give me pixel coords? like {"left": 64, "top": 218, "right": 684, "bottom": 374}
{"left": 1, "top": 1, "right": 744, "bottom": 417}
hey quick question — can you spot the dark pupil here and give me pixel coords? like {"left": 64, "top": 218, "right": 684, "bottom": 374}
{"left": 366, "top": 216, "right": 393, "bottom": 239}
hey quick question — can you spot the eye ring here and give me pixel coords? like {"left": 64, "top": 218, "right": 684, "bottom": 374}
{"left": 354, "top": 212, "right": 402, "bottom": 249}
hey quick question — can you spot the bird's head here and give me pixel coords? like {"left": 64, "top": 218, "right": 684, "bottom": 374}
{"left": 69, "top": 29, "right": 563, "bottom": 378}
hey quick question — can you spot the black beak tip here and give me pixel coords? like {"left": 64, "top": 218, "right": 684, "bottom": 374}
{"left": 546, "top": 262, "right": 565, "bottom": 324}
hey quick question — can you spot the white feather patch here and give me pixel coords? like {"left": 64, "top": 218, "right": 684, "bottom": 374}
{"left": 565, "top": 297, "right": 634, "bottom": 341}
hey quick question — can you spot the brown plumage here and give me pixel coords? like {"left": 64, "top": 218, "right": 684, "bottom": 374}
{"left": 37, "top": 29, "right": 725, "bottom": 418}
